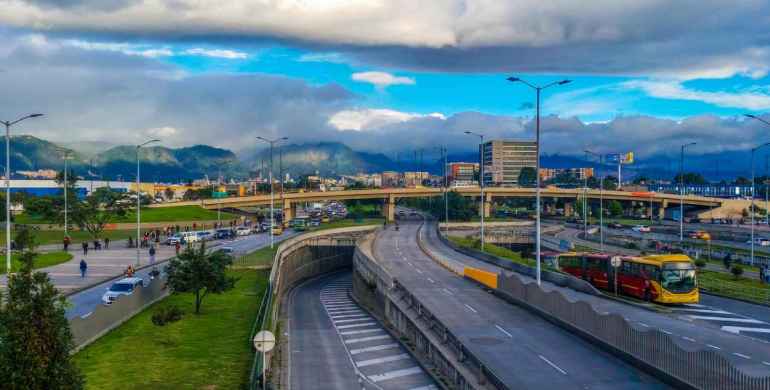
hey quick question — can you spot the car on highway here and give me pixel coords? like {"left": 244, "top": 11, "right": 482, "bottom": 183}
{"left": 215, "top": 228, "right": 235, "bottom": 239}
{"left": 746, "top": 238, "right": 770, "bottom": 246}
{"left": 217, "top": 246, "right": 234, "bottom": 255}
{"left": 632, "top": 225, "right": 651, "bottom": 233}
{"left": 272, "top": 225, "right": 284, "bottom": 235}
{"left": 310, "top": 218, "right": 321, "bottom": 227}
{"left": 196, "top": 231, "right": 214, "bottom": 241}
{"left": 235, "top": 226, "right": 251, "bottom": 236}
{"left": 608, "top": 222, "right": 624, "bottom": 229}
{"left": 102, "top": 277, "right": 144, "bottom": 305}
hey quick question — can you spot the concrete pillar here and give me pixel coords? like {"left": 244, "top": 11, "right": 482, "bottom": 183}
{"left": 564, "top": 201, "right": 574, "bottom": 217}
{"left": 658, "top": 199, "right": 668, "bottom": 220}
{"left": 283, "top": 200, "right": 295, "bottom": 221}
{"left": 382, "top": 195, "right": 396, "bottom": 222}
{"left": 479, "top": 193, "right": 492, "bottom": 218}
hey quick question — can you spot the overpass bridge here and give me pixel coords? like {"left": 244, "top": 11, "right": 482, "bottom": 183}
{"left": 154, "top": 187, "right": 744, "bottom": 222}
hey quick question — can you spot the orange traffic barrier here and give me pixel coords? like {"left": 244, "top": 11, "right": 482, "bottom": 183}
{"left": 463, "top": 267, "right": 498, "bottom": 289}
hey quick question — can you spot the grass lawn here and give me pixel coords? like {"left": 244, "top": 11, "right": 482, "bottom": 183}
{"left": 15, "top": 205, "right": 237, "bottom": 225}
{"left": 309, "top": 217, "right": 383, "bottom": 231}
{"left": 235, "top": 245, "right": 278, "bottom": 268}
{"left": 586, "top": 217, "right": 654, "bottom": 226}
{"left": 698, "top": 269, "right": 770, "bottom": 305}
{"left": 0, "top": 229, "right": 155, "bottom": 246}
{"left": 448, "top": 235, "right": 537, "bottom": 268}
{"left": 0, "top": 251, "right": 72, "bottom": 274}
{"left": 75, "top": 269, "right": 268, "bottom": 390}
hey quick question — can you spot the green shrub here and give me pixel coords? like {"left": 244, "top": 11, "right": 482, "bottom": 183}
{"left": 730, "top": 265, "right": 744, "bottom": 279}
{"left": 694, "top": 259, "right": 706, "bottom": 269}
{"left": 151, "top": 305, "right": 184, "bottom": 326}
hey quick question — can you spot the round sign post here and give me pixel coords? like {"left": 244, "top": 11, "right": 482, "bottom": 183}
{"left": 611, "top": 256, "right": 622, "bottom": 296}
{"left": 253, "top": 331, "right": 276, "bottom": 390}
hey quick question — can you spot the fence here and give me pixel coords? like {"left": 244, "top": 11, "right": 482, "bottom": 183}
{"left": 70, "top": 275, "right": 168, "bottom": 352}
{"left": 489, "top": 271, "right": 770, "bottom": 390}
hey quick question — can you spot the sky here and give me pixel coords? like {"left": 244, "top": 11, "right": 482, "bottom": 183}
{"left": 1, "top": 0, "right": 770, "bottom": 166}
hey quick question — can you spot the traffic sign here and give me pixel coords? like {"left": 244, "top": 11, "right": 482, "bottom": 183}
{"left": 213, "top": 191, "right": 228, "bottom": 199}
{"left": 253, "top": 330, "right": 276, "bottom": 352}
{"left": 611, "top": 256, "right": 622, "bottom": 268}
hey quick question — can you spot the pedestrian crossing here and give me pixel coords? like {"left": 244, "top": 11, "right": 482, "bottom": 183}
{"left": 671, "top": 304, "right": 770, "bottom": 342}
{"left": 320, "top": 278, "right": 438, "bottom": 390}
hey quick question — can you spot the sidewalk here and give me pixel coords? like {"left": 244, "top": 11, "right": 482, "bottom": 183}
{"left": 0, "top": 244, "right": 178, "bottom": 294}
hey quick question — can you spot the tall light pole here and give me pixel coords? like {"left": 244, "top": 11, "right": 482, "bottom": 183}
{"left": 583, "top": 151, "right": 590, "bottom": 240}
{"left": 2, "top": 113, "right": 43, "bottom": 273}
{"left": 63, "top": 151, "right": 73, "bottom": 239}
{"left": 679, "top": 142, "right": 697, "bottom": 243}
{"left": 747, "top": 114, "right": 770, "bottom": 240}
{"left": 136, "top": 139, "right": 160, "bottom": 266}
{"left": 586, "top": 150, "right": 604, "bottom": 251}
{"left": 508, "top": 76, "right": 571, "bottom": 285}
{"left": 750, "top": 141, "right": 770, "bottom": 266}
{"left": 257, "top": 136, "right": 288, "bottom": 249}
{"left": 436, "top": 146, "right": 448, "bottom": 227}
{"left": 465, "top": 131, "right": 485, "bottom": 251}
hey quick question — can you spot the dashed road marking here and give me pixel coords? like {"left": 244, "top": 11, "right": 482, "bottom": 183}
{"left": 683, "top": 336, "right": 696, "bottom": 342}
{"left": 442, "top": 288, "right": 454, "bottom": 295}
{"left": 733, "top": 352, "right": 751, "bottom": 359}
{"left": 427, "top": 278, "right": 435, "bottom": 284}
{"left": 722, "top": 326, "right": 770, "bottom": 335}
{"left": 340, "top": 328, "right": 383, "bottom": 336}
{"left": 345, "top": 335, "right": 391, "bottom": 344}
{"left": 660, "top": 329, "right": 673, "bottom": 335}
{"left": 464, "top": 304, "right": 478, "bottom": 313}
{"left": 349, "top": 343, "right": 400, "bottom": 355}
{"left": 539, "top": 355, "right": 567, "bottom": 375}
{"left": 706, "top": 344, "right": 721, "bottom": 350}
{"left": 355, "top": 353, "right": 411, "bottom": 367}
{"left": 688, "top": 316, "right": 764, "bottom": 324}
{"left": 337, "top": 322, "right": 377, "bottom": 330}
{"left": 495, "top": 325, "right": 513, "bottom": 338}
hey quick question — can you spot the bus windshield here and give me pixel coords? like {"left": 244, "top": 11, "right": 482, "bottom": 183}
{"left": 660, "top": 262, "right": 696, "bottom": 293}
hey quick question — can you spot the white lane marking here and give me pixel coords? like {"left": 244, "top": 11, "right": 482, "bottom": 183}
{"left": 336, "top": 322, "right": 377, "bottom": 330}
{"left": 356, "top": 353, "right": 411, "bottom": 367}
{"left": 682, "top": 336, "right": 696, "bottom": 342}
{"left": 321, "top": 299, "right": 352, "bottom": 304}
{"left": 416, "top": 269, "right": 424, "bottom": 274}
{"left": 673, "top": 308, "right": 732, "bottom": 315}
{"left": 324, "top": 304, "right": 358, "bottom": 309}
{"left": 369, "top": 367, "right": 423, "bottom": 382}
{"left": 733, "top": 352, "right": 751, "bottom": 360}
{"left": 464, "top": 304, "right": 478, "bottom": 313}
{"left": 706, "top": 344, "right": 721, "bottom": 350}
{"left": 721, "top": 326, "right": 770, "bottom": 335}
{"left": 684, "top": 304, "right": 706, "bottom": 307}
{"left": 688, "top": 316, "right": 765, "bottom": 324}
{"left": 427, "top": 278, "right": 435, "bottom": 284}
{"left": 345, "top": 335, "right": 391, "bottom": 344}
{"left": 408, "top": 386, "right": 439, "bottom": 390}
{"left": 539, "top": 355, "right": 567, "bottom": 375}
{"left": 638, "top": 322, "right": 650, "bottom": 327}
{"left": 495, "top": 325, "right": 513, "bottom": 338}
{"left": 340, "top": 328, "right": 383, "bottom": 336}
{"left": 762, "top": 361, "right": 770, "bottom": 366}
{"left": 335, "top": 318, "right": 372, "bottom": 324}
{"left": 80, "top": 312, "right": 93, "bottom": 319}
{"left": 660, "top": 329, "right": 673, "bottom": 335}
{"left": 349, "top": 343, "right": 399, "bottom": 355}
{"left": 321, "top": 288, "right": 350, "bottom": 293}
{"left": 330, "top": 314, "right": 368, "bottom": 320}
{"left": 327, "top": 310, "right": 363, "bottom": 315}
{"left": 442, "top": 288, "right": 454, "bottom": 296}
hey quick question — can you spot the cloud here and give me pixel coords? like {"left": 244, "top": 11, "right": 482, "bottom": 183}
{"left": 146, "top": 126, "right": 179, "bottom": 138}
{"left": 623, "top": 80, "right": 770, "bottom": 110}
{"left": 183, "top": 48, "right": 248, "bottom": 59}
{"left": 3, "top": 1, "right": 770, "bottom": 77}
{"left": 329, "top": 108, "right": 443, "bottom": 131}
{"left": 351, "top": 71, "right": 415, "bottom": 88}
{"left": 64, "top": 40, "right": 174, "bottom": 58}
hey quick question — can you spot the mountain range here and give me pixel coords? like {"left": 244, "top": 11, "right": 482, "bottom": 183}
{"left": 0, "top": 135, "right": 759, "bottom": 182}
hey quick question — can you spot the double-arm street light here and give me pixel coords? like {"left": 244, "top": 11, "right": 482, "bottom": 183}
{"left": 257, "top": 136, "right": 288, "bottom": 249}
{"left": 63, "top": 151, "right": 74, "bottom": 239}
{"left": 2, "top": 113, "right": 43, "bottom": 273}
{"left": 465, "top": 131, "right": 485, "bottom": 251}
{"left": 745, "top": 114, "right": 770, "bottom": 265}
{"left": 435, "top": 146, "right": 449, "bottom": 228}
{"left": 508, "top": 77, "right": 571, "bottom": 285}
{"left": 585, "top": 150, "right": 604, "bottom": 251}
{"left": 136, "top": 139, "right": 160, "bottom": 265}
{"left": 679, "top": 142, "right": 697, "bottom": 243}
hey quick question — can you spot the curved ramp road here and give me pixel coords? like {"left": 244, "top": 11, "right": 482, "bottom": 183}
{"left": 377, "top": 219, "right": 667, "bottom": 389}
{"left": 289, "top": 272, "right": 437, "bottom": 390}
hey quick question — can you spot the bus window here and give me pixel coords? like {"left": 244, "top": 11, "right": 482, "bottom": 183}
{"left": 660, "top": 262, "right": 696, "bottom": 293}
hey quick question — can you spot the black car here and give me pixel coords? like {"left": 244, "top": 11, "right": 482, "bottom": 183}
{"left": 215, "top": 228, "right": 235, "bottom": 239}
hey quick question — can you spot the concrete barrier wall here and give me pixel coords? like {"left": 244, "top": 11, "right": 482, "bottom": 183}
{"left": 70, "top": 276, "right": 168, "bottom": 352}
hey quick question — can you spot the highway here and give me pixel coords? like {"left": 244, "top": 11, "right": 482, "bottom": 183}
{"left": 425, "top": 220, "right": 770, "bottom": 373}
{"left": 288, "top": 271, "right": 437, "bottom": 389}
{"left": 376, "top": 217, "right": 667, "bottom": 389}
{"left": 66, "top": 230, "right": 298, "bottom": 319}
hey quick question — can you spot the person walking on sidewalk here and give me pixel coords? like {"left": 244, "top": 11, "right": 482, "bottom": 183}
{"left": 82, "top": 241, "right": 89, "bottom": 256}
{"left": 175, "top": 241, "right": 181, "bottom": 255}
{"left": 104, "top": 237, "right": 110, "bottom": 249}
{"left": 149, "top": 245, "right": 156, "bottom": 265}
{"left": 79, "top": 259, "right": 87, "bottom": 278}
{"left": 63, "top": 236, "right": 71, "bottom": 252}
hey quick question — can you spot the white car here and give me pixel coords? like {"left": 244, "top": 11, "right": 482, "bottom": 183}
{"left": 632, "top": 225, "right": 651, "bottom": 233}
{"left": 102, "top": 277, "right": 144, "bottom": 305}
{"left": 235, "top": 226, "right": 251, "bottom": 236}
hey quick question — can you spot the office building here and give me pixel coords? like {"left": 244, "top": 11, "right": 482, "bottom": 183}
{"left": 481, "top": 140, "right": 537, "bottom": 187}
{"left": 381, "top": 171, "right": 401, "bottom": 188}
{"left": 404, "top": 171, "right": 429, "bottom": 187}
{"left": 539, "top": 167, "right": 594, "bottom": 182}
{"left": 447, "top": 162, "right": 479, "bottom": 187}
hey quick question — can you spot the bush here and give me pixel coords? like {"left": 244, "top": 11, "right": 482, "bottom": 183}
{"left": 730, "top": 265, "right": 744, "bottom": 279}
{"left": 625, "top": 242, "right": 639, "bottom": 250}
{"left": 151, "top": 305, "right": 184, "bottom": 326}
{"left": 694, "top": 259, "right": 706, "bottom": 269}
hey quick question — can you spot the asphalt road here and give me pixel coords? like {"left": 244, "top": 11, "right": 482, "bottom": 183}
{"left": 377, "top": 218, "right": 667, "bottom": 389}
{"left": 65, "top": 230, "right": 298, "bottom": 319}
{"left": 288, "top": 271, "right": 438, "bottom": 390}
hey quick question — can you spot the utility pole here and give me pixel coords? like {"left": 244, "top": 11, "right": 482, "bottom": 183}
{"left": 136, "top": 139, "right": 160, "bottom": 266}
{"left": 257, "top": 136, "right": 288, "bottom": 249}
{"left": 679, "top": 142, "right": 696, "bottom": 243}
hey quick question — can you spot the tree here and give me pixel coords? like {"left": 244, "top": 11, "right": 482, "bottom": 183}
{"left": 673, "top": 172, "right": 707, "bottom": 185}
{"left": 518, "top": 167, "right": 537, "bottom": 187}
{"left": 165, "top": 243, "right": 236, "bottom": 314}
{"left": 608, "top": 200, "right": 623, "bottom": 217}
{"left": 68, "top": 188, "right": 129, "bottom": 239}
{"left": 0, "top": 230, "right": 83, "bottom": 389}
{"left": 734, "top": 177, "right": 751, "bottom": 185}
{"left": 602, "top": 175, "right": 618, "bottom": 190}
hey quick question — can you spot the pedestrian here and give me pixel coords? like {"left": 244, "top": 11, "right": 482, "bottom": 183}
{"left": 175, "top": 241, "right": 181, "bottom": 255}
{"left": 761, "top": 265, "right": 767, "bottom": 284}
{"left": 63, "top": 236, "right": 70, "bottom": 252}
{"left": 82, "top": 241, "right": 88, "bottom": 256}
{"left": 128, "top": 236, "right": 134, "bottom": 248}
{"left": 104, "top": 237, "right": 110, "bottom": 249}
{"left": 79, "top": 259, "right": 87, "bottom": 278}
{"left": 723, "top": 253, "right": 732, "bottom": 270}
{"left": 149, "top": 245, "right": 156, "bottom": 265}
{"left": 94, "top": 239, "right": 101, "bottom": 250}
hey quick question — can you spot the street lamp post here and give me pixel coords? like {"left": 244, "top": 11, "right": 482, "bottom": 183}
{"left": 583, "top": 151, "right": 590, "bottom": 240}
{"left": 679, "top": 142, "right": 697, "bottom": 243}
{"left": 257, "top": 136, "right": 288, "bottom": 249}
{"left": 465, "top": 132, "right": 485, "bottom": 251}
{"left": 436, "top": 146, "right": 449, "bottom": 228}
{"left": 2, "top": 113, "right": 43, "bottom": 273}
{"left": 136, "top": 139, "right": 160, "bottom": 266}
{"left": 746, "top": 114, "right": 770, "bottom": 265}
{"left": 63, "top": 152, "right": 73, "bottom": 238}
{"left": 585, "top": 150, "right": 604, "bottom": 251}
{"left": 508, "top": 77, "right": 571, "bottom": 285}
